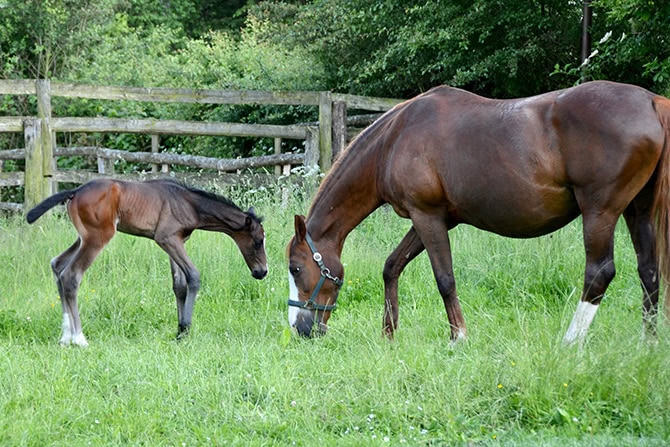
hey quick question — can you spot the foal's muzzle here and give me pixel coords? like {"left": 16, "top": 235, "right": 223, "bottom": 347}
{"left": 252, "top": 267, "right": 268, "bottom": 280}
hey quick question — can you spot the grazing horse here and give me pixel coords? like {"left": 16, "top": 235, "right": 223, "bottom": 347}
{"left": 287, "top": 81, "right": 670, "bottom": 343}
{"left": 27, "top": 178, "right": 268, "bottom": 346}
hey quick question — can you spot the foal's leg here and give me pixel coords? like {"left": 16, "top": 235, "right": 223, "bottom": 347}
{"left": 623, "top": 199, "right": 659, "bottom": 337}
{"left": 51, "top": 238, "right": 81, "bottom": 304}
{"left": 156, "top": 236, "right": 200, "bottom": 338}
{"left": 410, "top": 212, "right": 466, "bottom": 341}
{"left": 563, "top": 212, "right": 618, "bottom": 345}
{"left": 383, "top": 227, "right": 424, "bottom": 337}
{"left": 57, "top": 234, "right": 113, "bottom": 346}
{"left": 169, "top": 258, "right": 188, "bottom": 338}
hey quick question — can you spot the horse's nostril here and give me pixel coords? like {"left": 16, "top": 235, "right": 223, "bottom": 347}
{"left": 294, "top": 311, "right": 315, "bottom": 338}
{"left": 252, "top": 268, "right": 268, "bottom": 279}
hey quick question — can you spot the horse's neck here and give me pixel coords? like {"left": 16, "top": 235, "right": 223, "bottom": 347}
{"left": 197, "top": 199, "right": 244, "bottom": 233}
{"left": 306, "top": 155, "right": 382, "bottom": 253}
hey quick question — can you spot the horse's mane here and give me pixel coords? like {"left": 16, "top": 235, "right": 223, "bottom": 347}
{"left": 308, "top": 99, "right": 409, "bottom": 216}
{"left": 160, "top": 179, "right": 263, "bottom": 223}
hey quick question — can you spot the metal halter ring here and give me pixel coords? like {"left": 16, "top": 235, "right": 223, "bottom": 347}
{"left": 287, "top": 232, "right": 343, "bottom": 312}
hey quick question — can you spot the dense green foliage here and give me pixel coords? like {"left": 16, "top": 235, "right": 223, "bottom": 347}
{"left": 2, "top": 185, "right": 670, "bottom": 445}
{"left": 1, "top": 0, "right": 669, "bottom": 160}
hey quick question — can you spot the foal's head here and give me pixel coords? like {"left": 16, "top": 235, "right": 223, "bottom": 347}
{"left": 231, "top": 208, "right": 268, "bottom": 280}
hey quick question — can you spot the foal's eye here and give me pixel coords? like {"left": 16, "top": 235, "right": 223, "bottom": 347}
{"left": 254, "top": 240, "right": 263, "bottom": 249}
{"left": 289, "top": 266, "right": 301, "bottom": 276}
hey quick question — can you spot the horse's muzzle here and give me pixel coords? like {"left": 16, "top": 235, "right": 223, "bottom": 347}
{"left": 293, "top": 310, "right": 327, "bottom": 338}
{"left": 252, "top": 267, "right": 268, "bottom": 279}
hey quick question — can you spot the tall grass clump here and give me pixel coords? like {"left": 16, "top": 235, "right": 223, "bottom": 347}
{"left": 1, "top": 176, "right": 669, "bottom": 446}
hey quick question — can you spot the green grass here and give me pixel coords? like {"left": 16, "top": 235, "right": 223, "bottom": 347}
{"left": 1, "top": 188, "right": 670, "bottom": 446}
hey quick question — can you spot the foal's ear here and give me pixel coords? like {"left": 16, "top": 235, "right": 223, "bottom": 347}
{"left": 294, "top": 215, "right": 307, "bottom": 243}
{"left": 244, "top": 215, "right": 252, "bottom": 228}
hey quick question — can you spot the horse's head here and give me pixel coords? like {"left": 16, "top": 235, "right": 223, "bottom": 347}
{"left": 231, "top": 208, "right": 268, "bottom": 280}
{"left": 287, "top": 215, "right": 344, "bottom": 337}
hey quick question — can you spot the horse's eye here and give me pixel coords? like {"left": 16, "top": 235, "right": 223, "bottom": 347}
{"left": 289, "top": 266, "right": 301, "bottom": 276}
{"left": 254, "top": 240, "right": 263, "bottom": 249}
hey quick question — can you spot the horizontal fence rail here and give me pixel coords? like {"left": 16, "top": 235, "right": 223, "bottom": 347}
{"left": 0, "top": 79, "right": 402, "bottom": 212}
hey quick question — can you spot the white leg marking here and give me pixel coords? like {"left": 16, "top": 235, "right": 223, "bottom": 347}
{"left": 71, "top": 332, "right": 89, "bottom": 347}
{"left": 288, "top": 272, "right": 300, "bottom": 327}
{"left": 456, "top": 328, "right": 467, "bottom": 340}
{"left": 59, "top": 313, "right": 73, "bottom": 345}
{"left": 563, "top": 301, "right": 599, "bottom": 345}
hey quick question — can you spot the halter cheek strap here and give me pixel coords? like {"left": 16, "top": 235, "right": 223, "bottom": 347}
{"left": 287, "top": 232, "right": 344, "bottom": 312}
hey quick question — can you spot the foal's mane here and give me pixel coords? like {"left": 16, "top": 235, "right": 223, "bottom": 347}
{"left": 162, "top": 179, "right": 263, "bottom": 223}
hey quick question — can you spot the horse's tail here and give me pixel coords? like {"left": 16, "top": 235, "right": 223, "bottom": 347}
{"left": 652, "top": 95, "right": 670, "bottom": 321}
{"left": 26, "top": 188, "right": 78, "bottom": 224}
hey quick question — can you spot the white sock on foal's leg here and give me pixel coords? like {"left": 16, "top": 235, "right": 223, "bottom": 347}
{"left": 59, "top": 312, "right": 88, "bottom": 347}
{"left": 563, "top": 300, "right": 599, "bottom": 345}
{"left": 59, "top": 312, "right": 73, "bottom": 345}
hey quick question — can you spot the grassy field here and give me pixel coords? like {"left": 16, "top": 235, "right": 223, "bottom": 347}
{"left": 1, "top": 184, "right": 670, "bottom": 446}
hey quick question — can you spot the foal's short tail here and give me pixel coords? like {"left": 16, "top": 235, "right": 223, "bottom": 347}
{"left": 26, "top": 188, "right": 77, "bottom": 224}
{"left": 652, "top": 96, "right": 670, "bottom": 322}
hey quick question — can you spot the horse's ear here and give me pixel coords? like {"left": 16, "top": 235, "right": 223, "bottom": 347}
{"left": 247, "top": 206, "right": 255, "bottom": 215}
{"left": 294, "top": 215, "right": 307, "bottom": 243}
{"left": 245, "top": 215, "right": 252, "bottom": 228}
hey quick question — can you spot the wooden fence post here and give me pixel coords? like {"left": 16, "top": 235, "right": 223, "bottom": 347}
{"left": 97, "top": 156, "right": 115, "bottom": 175}
{"left": 274, "top": 137, "right": 282, "bottom": 175}
{"left": 318, "top": 91, "right": 333, "bottom": 172}
{"left": 24, "top": 118, "right": 43, "bottom": 209}
{"left": 36, "top": 79, "right": 54, "bottom": 198}
{"left": 332, "top": 101, "right": 347, "bottom": 162}
{"left": 304, "top": 126, "right": 320, "bottom": 171}
{"left": 151, "top": 134, "right": 168, "bottom": 173}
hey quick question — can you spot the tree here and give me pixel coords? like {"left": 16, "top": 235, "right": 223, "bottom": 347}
{"left": 578, "top": 0, "right": 670, "bottom": 95}
{"left": 0, "top": 0, "right": 119, "bottom": 79}
{"left": 250, "top": 0, "right": 582, "bottom": 98}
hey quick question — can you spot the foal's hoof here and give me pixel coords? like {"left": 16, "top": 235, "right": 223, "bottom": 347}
{"left": 176, "top": 327, "right": 190, "bottom": 341}
{"left": 59, "top": 332, "right": 89, "bottom": 347}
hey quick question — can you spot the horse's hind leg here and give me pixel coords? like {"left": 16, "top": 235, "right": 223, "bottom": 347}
{"left": 383, "top": 227, "right": 424, "bottom": 337}
{"left": 623, "top": 195, "right": 659, "bottom": 337}
{"left": 57, "top": 234, "right": 114, "bottom": 346}
{"left": 563, "top": 212, "right": 619, "bottom": 345}
{"left": 51, "top": 238, "right": 81, "bottom": 303}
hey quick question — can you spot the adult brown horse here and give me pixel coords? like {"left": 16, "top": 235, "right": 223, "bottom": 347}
{"left": 27, "top": 178, "right": 268, "bottom": 346}
{"left": 287, "top": 80, "right": 670, "bottom": 343}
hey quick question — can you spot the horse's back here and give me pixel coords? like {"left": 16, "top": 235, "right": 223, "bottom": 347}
{"left": 379, "top": 81, "right": 665, "bottom": 237}
{"left": 68, "top": 179, "right": 195, "bottom": 238}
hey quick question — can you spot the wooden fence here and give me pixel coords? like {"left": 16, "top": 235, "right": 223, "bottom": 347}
{"left": 0, "top": 79, "right": 402, "bottom": 211}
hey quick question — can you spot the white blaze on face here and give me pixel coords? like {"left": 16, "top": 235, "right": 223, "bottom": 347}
{"left": 288, "top": 270, "right": 300, "bottom": 327}
{"left": 563, "top": 301, "right": 599, "bottom": 345}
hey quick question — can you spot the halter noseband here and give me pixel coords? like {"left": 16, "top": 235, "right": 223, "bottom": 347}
{"left": 287, "top": 232, "right": 344, "bottom": 312}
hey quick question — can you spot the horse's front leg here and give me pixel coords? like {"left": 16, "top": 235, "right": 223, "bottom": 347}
{"left": 383, "top": 227, "right": 424, "bottom": 338}
{"left": 410, "top": 212, "right": 466, "bottom": 341}
{"left": 169, "top": 258, "right": 189, "bottom": 338}
{"left": 158, "top": 237, "right": 200, "bottom": 339}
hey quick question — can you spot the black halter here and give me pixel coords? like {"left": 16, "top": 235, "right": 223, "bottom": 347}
{"left": 287, "top": 232, "right": 344, "bottom": 312}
